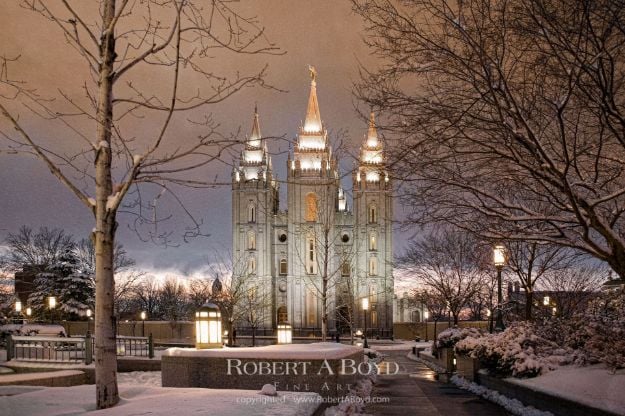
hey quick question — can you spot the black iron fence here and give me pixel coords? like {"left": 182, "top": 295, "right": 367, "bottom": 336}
{"left": 6, "top": 334, "right": 154, "bottom": 365}
{"left": 235, "top": 326, "right": 393, "bottom": 339}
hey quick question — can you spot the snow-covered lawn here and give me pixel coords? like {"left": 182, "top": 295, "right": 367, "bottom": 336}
{"left": 0, "top": 371, "right": 321, "bottom": 416}
{"left": 509, "top": 365, "right": 625, "bottom": 415}
{"left": 0, "top": 349, "right": 7, "bottom": 363}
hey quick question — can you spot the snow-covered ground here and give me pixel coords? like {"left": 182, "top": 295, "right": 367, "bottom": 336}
{"left": 165, "top": 342, "right": 361, "bottom": 359}
{"left": 0, "top": 371, "right": 321, "bottom": 416}
{"left": 509, "top": 365, "right": 625, "bottom": 415}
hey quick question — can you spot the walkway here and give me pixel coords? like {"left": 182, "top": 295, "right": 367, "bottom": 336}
{"left": 365, "top": 350, "right": 510, "bottom": 416}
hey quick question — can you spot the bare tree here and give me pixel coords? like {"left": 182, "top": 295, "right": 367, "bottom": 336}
{"left": 540, "top": 263, "right": 606, "bottom": 318}
{"left": 0, "top": 1, "right": 278, "bottom": 407}
{"left": 399, "top": 227, "right": 489, "bottom": 324}
{"left": 352, "top": 0, "right": 625, "bottom": 279}
{"left": 1, "top": 226, "right": 74, "bottom": 272}
{"left": 505, "top": 241, "right": 572, "bottom": 320}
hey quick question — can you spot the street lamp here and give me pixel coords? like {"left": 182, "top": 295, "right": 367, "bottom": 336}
{"left": 277, "top": 322, "right": 293, "bottom": 344}
{"left": 15, "top": 300, "right": 22, "bottom": 313}
{"left": 26, "top": 307, "right": 32, "bottom": 318}
{"left": 362, "top": 298, "right": 369, "bottom": 349}
{"left": 424, "top": 310, "right": 429, "bottom": 341}
{"left": 48, "top": 296, "right": 57, "bottom": 324}
{"left": 195, "top": 303, "right": 222, "bottom": 349}
{"left": 140, "top": 311, "right": 147, "bottom": 337}
{"left": 493, "top": 245, "right": 506, "bottom": 332}
{"left": 86, "top": 309, "right": 92, "bottom": 334}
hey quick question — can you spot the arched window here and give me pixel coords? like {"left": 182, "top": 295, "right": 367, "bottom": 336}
{"left": 279, "top": 259, "right": 288, "bottom": 275}
{"left": 306, "top": 287, "right": 317, "bottom": 327}
{"left": 247, "top": 203, "right": 256, "bottom": 223}
{"left": 306, "top": 236, "right": 317, "bottom": 274}
{"left": 369, "top": 232, "right": 377, "bottom": 251}
{"left": 369, "top": 256, "right": 378, "bottom": 276}
{"left": 368, "top": 204, "right": 377, "bottom": 223}
{"left": 247, "top": 256, "right": 256, "bottom": 274}
{"left": 341, "top": 261, "right": 350, "bottom": 277}
{"left": 305, "top": 193, "right": 318, "bottom": 222}
{"left": 247, "top": 231, "right": 256, "bottom": 250}
{"left": 277, "top": 306, "right": 288, "bottom": 324}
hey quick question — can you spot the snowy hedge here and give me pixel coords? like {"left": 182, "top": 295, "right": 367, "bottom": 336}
{"left": 435, "top": 327, "right": 485, "bottom": 349}
{"left": 455, "top": 291, "right": 625, "bottom": 378}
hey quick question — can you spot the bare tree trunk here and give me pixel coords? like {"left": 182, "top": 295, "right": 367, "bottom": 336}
{"left": 525, "top": 290, "right": 534, "bottom": 321}
{"left": 321, "top": 226, "right": 330, "bottom": 342}
{"left": 94, "top": 0, "right": 118, "bottom": 409}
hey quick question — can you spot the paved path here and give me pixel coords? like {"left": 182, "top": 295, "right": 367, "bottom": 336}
{"left": 365, "top": 350, "right": 511, "bottom": 416}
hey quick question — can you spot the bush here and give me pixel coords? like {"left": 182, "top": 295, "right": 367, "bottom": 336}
{"left": 436, "top": 326, "right": 485, "bottom": 349}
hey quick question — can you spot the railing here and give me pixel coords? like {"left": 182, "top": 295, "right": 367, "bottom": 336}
{"left": 7, "top": 335, "right": 92, "bottom": 364}
{"left": 234, "top": 327, "right": 394, "bottom": 339}
{"left": 6, "top": 334, "right": 154, "bottom": 365}
{"left": 116, "top": 335, "right": 153, "bottom": 358}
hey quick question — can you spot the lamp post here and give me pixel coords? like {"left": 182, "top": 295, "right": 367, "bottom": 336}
{"left": 424, "top": 310, "right": 429, "bottom": 341}
{"left": 362, "top": 298, "right": 369, "bottom": 349}
{"left": 26, "top": 307, "right": 32, "bottom": 322}
{"left": 277, "top": 322, "right": 293, "bottom": 344}
{"left": 493, "top": 245, "right": 506, "bottom": 332}
{"left": 87, "top": 309, "right": 92, "bottom": 334}
{"left": 48, "top": 296, "right": 57, "bottom": 324}
{"left": 195, "top": 303, "right": 222, "bottom": 349}
{"left": 14, "top": 300, "right": 22, "bottom": 324}
{"left": 140, "top": 311, "right": 147, "bottom": 337}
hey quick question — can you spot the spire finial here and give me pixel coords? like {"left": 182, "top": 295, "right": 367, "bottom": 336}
{"left": 367, "top": 111, "right": 378, "bottom": 147}
{"left": 248, "top": 106, "right": 261, "bottom": 147}
{"left": 309, "top": 65, "right": 317, "bottom": 83}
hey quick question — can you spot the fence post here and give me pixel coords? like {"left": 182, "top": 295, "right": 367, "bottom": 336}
{"left": 84, "top": 331, "right": 93, "bottom": 365}
{"left": 148, "top": 333, "right": 154, "bottom": 359}
{"left": 6, "top": 335, "right": 13, "bottom": 361}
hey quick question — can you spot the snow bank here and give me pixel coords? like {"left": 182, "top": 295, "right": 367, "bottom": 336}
{"left": 451, "top": 374, "right": 553, "bottom": 416}
{"left": 0, "top": 384, "right": 320, "bottom": 416}
{"left": 164, "top": 342, "right": 361, "bottom": 360}
{"left": 509, "top": 365, "right": 625, "bottom": 415}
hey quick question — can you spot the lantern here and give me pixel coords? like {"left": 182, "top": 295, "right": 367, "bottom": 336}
{"left": 277, "top": 322, "right": 293, "bottom": 344}
{"left": 15, "top": 301, "right": 22, "bottom": 313}
{"left": 195, "top": 302, "right": 222, "bottom": 349}
{"left": 26, "top": 307, "right": 32, "bottom": 317}
{"left": 493, "top": 245, "right": 506, "bottom": 268}
{"left": 48, "top": 296, "right": 57, "bottom": 309}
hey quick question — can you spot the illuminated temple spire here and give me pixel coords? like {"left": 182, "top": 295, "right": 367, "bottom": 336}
{"left": 248, "top": 104, "right": 262, "bottom": 148}
{"left": 366, "top": 112, "right": 379, "bottom": 148}
{"left": 303, "top": 66, "right": 322, "bottom": 133}
{"left": 358, "top": 111, "right": 387, "bottom": 183}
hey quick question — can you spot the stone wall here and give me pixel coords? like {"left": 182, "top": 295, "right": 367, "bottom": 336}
{"left": 162, "top": 349, "right": 363, "bottom": 397}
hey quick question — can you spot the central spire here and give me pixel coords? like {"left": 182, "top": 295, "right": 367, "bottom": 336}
{"left": 303, "top": 66, "right": 322, "bottom": 133}
{"left": 366, "top": 112, "right": 379, "bottom": 148}
{"left": 248, "top": 104, "right": 261, "bottom": 148}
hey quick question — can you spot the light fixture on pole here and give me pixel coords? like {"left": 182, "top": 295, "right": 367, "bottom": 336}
{"left": 424, "top": 310, "right": 429, "bottom": 341}
{"left": 493, "top": 245, "right": 506, "bottom": 332}
{"left": 140, "top": 311, "right": 147, "bottom": 337}
{"left": 86, "top": 309, "right": 92, "bottom": 334}
{"left": 195, "top": 303, "right": 222, "bottom": 349}
{"left": 277, "top": 322, "right": 293, "bottom": 344}
{"left": 26, "top": 307, "right": 32, "bottom": 317}
{"left": 48, "top": 296, "right": 57, "bottom": 324}
{"left": 362, "top": 297, "right": 369, "bottom": 349}
{"left": 15, "top": 300, "right": 22, "bottom": 313}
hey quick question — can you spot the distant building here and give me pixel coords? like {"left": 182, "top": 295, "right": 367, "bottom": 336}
{"left": 393, "top": 292, "right": 426, "bottom": 323}
{"left": 601, "top": 273, "right": 625, "bottom": 293}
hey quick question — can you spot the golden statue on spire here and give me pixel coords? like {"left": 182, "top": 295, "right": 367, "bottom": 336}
{"left": 308, "top": 65, "right": 317, "bottom": 82}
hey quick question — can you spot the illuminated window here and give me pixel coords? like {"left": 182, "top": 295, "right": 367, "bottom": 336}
{"left": 247, "top": 231, "right": 256, "bottom": 250}
{"left": 369, "top": 257, "right": 378, "bottom": 276}
{"left": 247, "top": 203, "right": 256, "bottom": 223}
{"left": 306, "top": 237, "right": 317, "bottom": 274}
{"left": 371, "top": 310, "right": 378, "bottom": 326}
{"left": 369, "top": 284, "right": 378, "bottom": 303}
{"left": 305, "top": 193, "right": 318, "bottom": 222}
{"left": 369, "top": 232, "right": 377, "bottom": 251}
{"left": 369, "top": 204, "right": 377, "bottom": 223}
{"left": 279, "top": 259, "right": 288, "bottom": 275}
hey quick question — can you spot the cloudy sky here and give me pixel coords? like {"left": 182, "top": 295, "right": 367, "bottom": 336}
{"left": 0, "top": 1, "right": 415, "bottom": 280}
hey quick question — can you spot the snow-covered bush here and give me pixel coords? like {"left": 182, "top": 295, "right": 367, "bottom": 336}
{"left": 456, "top": 322, "right": 572, "bottom": 378}
{"left": 436, "top": 326, "right": 485, "bottom": 349}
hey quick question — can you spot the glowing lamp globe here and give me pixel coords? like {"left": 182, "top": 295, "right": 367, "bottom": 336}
{"left": 493, "top": 245, "right": 506, "bottom": 267}
{"left": 277, "top": 322, "right": 293, "bottom": 344}
{"left": 195, "top": 302, "right": 222, "bottom": 349}
{"left": 15, "top": 301, "right": 22, "bottom": 313}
